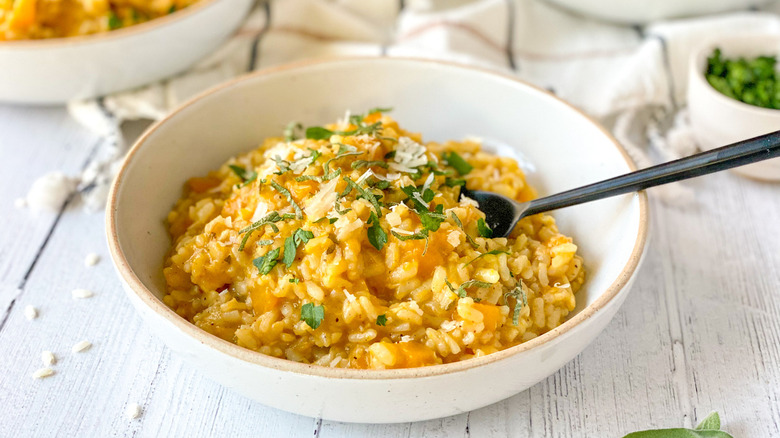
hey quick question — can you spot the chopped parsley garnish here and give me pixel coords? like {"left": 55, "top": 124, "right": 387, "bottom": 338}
{"left": 282, "top": 228, "right": 314, "bottom": 268}
{"left": 284, "top": 122, "right": 303, "bottom": 142}
{"left": 477, "top": 218, "right": 493, "bottom": 238}
{"left": 443, "top": 151, "right": 473, "bottom": 175}
{"left": 343, "top": 176, "right": 383, "bottom": 217}
{"left": 352, "top": 160, "right": 389, "bottom": 169}
{"left": 367, "top": 212, "right": 387, "bottom": 251}
{"left": 108, "top": 11, "right": 122, "bottom": 30}
{"left": 504, "top": 285, "right": 528, "bottom": 325}
{"left": 464, "top": 250, "right": 510, "bottom": 266}
{"left": 301, "top": 303, "right": 325, "bottom": 329}
{"left": 253, "top": 248, "right": 280, "bottom": 275}
{"left": 269, "top": 181, "right": 303, "bottom": 219}
{"left": 228, "top": 164, "right": 258, "bottom": 186}
{"left": 238, "top": 211, "right": 294, "bottom": 251}
{"left": 376, "top": 314, "right": 388, "bottom": 326}
{"left": 706, "top": 47, "right": 780, "bottom": 109}
{"left": 450, "top": 212, "right": 479, "bottom": 249}
{"left": 444, "top": 177, "right": 466, "bottom": 187}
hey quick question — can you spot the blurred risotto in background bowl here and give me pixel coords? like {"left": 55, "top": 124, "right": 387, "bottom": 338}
{"left": 163, "top": 110, "right": 586, "bottom": 369}
{"left": 0, "top": 0, "right": 200, "bottom": 40}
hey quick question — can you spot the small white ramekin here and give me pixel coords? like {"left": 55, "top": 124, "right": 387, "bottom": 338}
{"left": 688, "top": 33, "right": 780, "bottom": 181}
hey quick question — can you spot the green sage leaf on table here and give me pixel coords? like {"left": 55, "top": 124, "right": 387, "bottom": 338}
{"left": 623, "top": 412, "right": 733, "bottom": 438}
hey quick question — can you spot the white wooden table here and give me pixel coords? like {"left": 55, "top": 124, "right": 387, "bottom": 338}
{"left": 1, "top": 104, "right": 778, "bottom": 437}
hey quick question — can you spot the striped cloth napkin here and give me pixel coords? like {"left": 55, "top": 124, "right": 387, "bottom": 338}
{"left": 63, "top": 0, "right": 780, "bottom": 211}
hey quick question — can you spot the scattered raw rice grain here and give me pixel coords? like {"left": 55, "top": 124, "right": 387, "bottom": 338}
{"left": 72, "top": 340, "right": 92, "bottom": 353}
{"left": 84, "top": 253, "right": 101, "bottom": 267}
{"left": 31, "top": 367, "right": 54, "bottom": 379}
{"left": 41, "top": 351, "right": 56, "bottom": 366}
{"left": 126, "top": 403, "right": 142, "bottom": 420}
{"left": 24, "top": 305, "right": 38, "bottom": 320}
{"left": 71, "top": 289, "right": 94, "bottom": 299}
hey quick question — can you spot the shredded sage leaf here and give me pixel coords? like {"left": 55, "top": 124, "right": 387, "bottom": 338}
{"left": 455, "top": 280, "right": 492, "bottom": 298}
{"left": 503, "top": 285, "right": 528, "bottom": 325}
{"left": 352, "top": 160, "right": 389, "bottom": 169}
{"left": 391, "top": 229, "right": 428, "bottom": 241}
{"left": 450, "top": 212, "right": 479, "bottom": 249}
{"left": 301, "top": 303, "right": 325, "bottom": 329}
{"left": 269, "top": 181, "right": 303, "bottom": 219}
{"left": 624, "top": 411, "right": 733, "bottom": 438}
{"left": 284, "top": 122, "right": 303, "bottom": 142}
{"left": 443, "top": 151, "right": 473, "bottom": 175}
{"left": 343, "top": 176, "right": 383, "bottom": 217}
{"left": 305, "top": 121, "right": 383, "bottom": 140}
{"left": 367, "top": 212, "right": 387, "bottom": 251}
{"left": 376, "top": 314, "right": 388, "bottom": 326}
{"left": 238, "top": 211, "right": 290, "bottom": 251}
{"left": 108, "top": 11, "right": 122, "bottom": 30}
{"left": 464, "top": 250, "right": 510, "bottom": 266}
{"left": 444, "top": 177, "right": 466, "bottom": 187}
{"left": 253, "top": 248, "right": 280, "bottom": 275}
{"left": 228, "top": 165, "right": 258, "bottom": 186}
{"left": 477, "top": 218, "right": 493, "bottom": 238}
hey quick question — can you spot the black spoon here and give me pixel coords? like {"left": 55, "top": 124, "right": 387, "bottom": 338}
{"left": 462, "top": 130, "right": 780, "bottom": 238}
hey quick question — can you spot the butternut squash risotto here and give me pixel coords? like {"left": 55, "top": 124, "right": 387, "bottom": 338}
{"left": 163, "top": 110, "right": 585, "bottom": 369}
{"left": 0, "top": 0, "right": 199, "bottom": 40}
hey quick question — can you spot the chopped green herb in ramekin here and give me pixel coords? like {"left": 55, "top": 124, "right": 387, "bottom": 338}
{"left": 706, "top": 48, "right": 780, "bottom": 110}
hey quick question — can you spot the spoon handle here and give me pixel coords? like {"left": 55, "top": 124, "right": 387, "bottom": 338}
{"left": 523, "top": 130, "right": 780, "bottom": 216}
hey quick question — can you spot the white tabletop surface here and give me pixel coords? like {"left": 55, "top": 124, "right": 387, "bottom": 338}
{"left": 0, "top": 104, "right": 779, "bottom": 437}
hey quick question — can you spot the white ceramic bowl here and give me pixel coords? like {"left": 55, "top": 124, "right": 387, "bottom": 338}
{"left": 107, "top": 58, "right": 648, "bottom": 423}
{"left": 0, "top": 0, "right": 253, "bottom": 104}
{"left": 545, "top": 0, "right": 767, "bottom": 24}
{"left": 688, "top": 34, "right": 780, "bottom": 181}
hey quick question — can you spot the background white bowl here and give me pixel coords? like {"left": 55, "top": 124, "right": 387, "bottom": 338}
{"left": 545, "top": 0, "right": 767, "bottom": 24}
{"left": 0, "top": 0, "right": 253, "bottom": 104}
{"left": 107, "top": 58, "right": 648, "bottom": 423}
{"left": 688, "top": 33, "right": 780, "bottom": 181}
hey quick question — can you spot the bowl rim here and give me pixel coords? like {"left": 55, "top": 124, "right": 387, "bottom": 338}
{"left": 106, "top": 56, "right": 649, "bottom": 380}
{"left": 0, "top": 0, "right": 221, "bottom": 49}
{"left": 689, "top": 32, "right": 780, "bottom": 117}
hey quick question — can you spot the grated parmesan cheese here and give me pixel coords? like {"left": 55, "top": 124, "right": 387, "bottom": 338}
{"left": 390, "top": 137, "right": 427, "bottom": 173}
{"left": 461, "top": 195, "right": 480, "bottom": 208}
{"left": 250, "top": 201, "right": 269, "bottom": 222}
{"left": 411, "top": 192, "right": 429, "bottom": 209}
{"left": 304, "top": 178, "right": 339, "bottom": 220}
{"left": 422, "top": 172, "right": 435, "bottom": 193}
{"left": 447, "top": 230, "right": 461, "bottom": 247}
{"left": 400, "top": 335, "right": 413, "bottom": 343}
